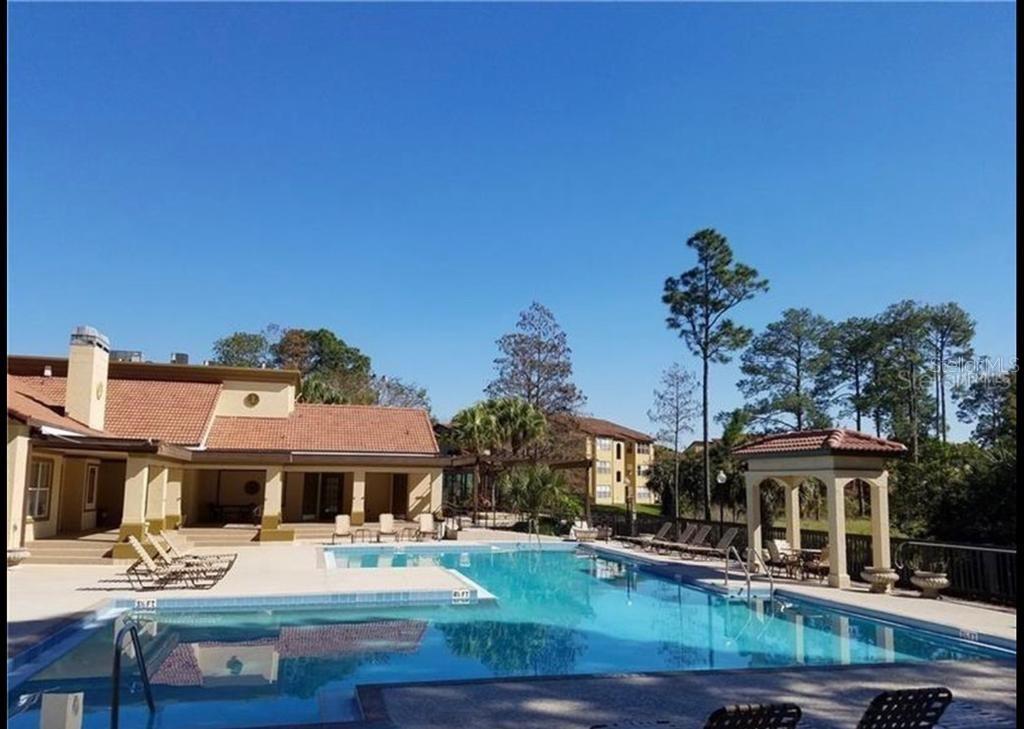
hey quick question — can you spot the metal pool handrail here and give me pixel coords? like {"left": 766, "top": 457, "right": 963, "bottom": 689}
{"left": 724, "top": 545, "right": 751, "bottom": 600}
{"left": 746, "top": 546, "right": 775, "bottom": 601}
{"left": 111, "top": 618, "right": 155, "bottom": 729}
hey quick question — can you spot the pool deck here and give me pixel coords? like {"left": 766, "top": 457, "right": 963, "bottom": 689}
{"left": 7, "top": 530, "right": 1017, "bottom": 729}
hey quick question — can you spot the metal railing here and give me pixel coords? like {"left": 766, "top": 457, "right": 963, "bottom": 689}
{"left": 724, "top": 545, "right": 750, "bottom": 600}
{"left": 111, "top": 619, "right": 155, "bottom": 729}
{"left": 747, "top": 546, "right": 775, "bottom": 601}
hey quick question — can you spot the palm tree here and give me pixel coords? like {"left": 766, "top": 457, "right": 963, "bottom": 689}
{"left": 500, "top": 464, "right": 578, "bottom": 541}
{"left": 451, "top": 402, "right": 499, "bottom": 525}
{"left": 487, "top": 398, "right": 548, "bottom": 458}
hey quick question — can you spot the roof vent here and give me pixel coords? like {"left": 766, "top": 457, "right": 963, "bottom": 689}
{"left": 69, "top": 325, "right": 110, "bottom": 352}
{"left": 110, "top": 350, "right": 144, "bottom": 363}
{"left": 171, "top": 352, "right": 189, "bottom": 365}
{"left": 43, "top": 365, "right": 53, "bottom": 377}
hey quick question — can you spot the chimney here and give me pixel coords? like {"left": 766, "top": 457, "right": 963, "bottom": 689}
{"left": 66, "top": 326, "right": 110, "bottom": 430}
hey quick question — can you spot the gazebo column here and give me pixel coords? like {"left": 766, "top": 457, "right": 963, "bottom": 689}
{"left": 825, "top": 476, "right": 850, "bottom": 588}
{"left": 783, "top": 479, "right": 801, "bottom": 550}
{"left": 869, "top": 474, "right": 891, "bottom": 569}
{"left": 744, "top": 473, "right": 762, "bottom": 572}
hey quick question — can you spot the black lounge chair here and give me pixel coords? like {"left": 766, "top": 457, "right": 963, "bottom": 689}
{"left": 656, "top": 524, "right": 711, "bottom": 555}
{"left": 855, "top": 687, "right": 952, "bottom": 729}
{"left": 620, "top": 522, "right": 672, "bottom": 549}
{"left": 588, "top": 703, "right": 801, "bottom": 729}
{"left": 682, "top": 526, "right": 740, "bottom": 560}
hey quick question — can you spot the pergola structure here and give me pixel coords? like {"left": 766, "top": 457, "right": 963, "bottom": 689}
{"left": 733, "top": 429, "right": 908, "bottom": 588}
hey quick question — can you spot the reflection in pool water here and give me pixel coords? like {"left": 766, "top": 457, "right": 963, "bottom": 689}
{"left": 8, "top": 548, "right": 1010, "bottom": 729}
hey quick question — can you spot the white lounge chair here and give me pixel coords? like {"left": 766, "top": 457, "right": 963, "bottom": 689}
{"left": 333, "top": 514, "right": 353, "bottom": 544}
{"left": 125, "top": 536, "right": 214, "bottom": 590}
{"left": 378, "top": 513, "right": 398, "bottom": 542}
{"left": 416, "top": 514, "right": 437, "bottom": 541}
{"left": 569, "top": 520, "right": 599, "bottom": 542}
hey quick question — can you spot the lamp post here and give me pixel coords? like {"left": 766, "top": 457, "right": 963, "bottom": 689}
{"left": 716, "top": 469, "right": 728, "bottom": 536}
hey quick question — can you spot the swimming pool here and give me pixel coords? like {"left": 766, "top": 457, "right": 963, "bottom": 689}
{"left": 8, "top": 544, "right": 1012, "bottom": 729}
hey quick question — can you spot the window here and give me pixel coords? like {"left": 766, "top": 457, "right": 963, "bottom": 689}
{"left": 595, "top": 437, "right": 612, "bottom": 451}
{"left": 616, "top": 470, "right": 622, "bottom": 483}
{"left": 596, "top": 460, "right": 612, "bottom": 475}
{"left": 84, "top": 464, "right": 99, "bottom": 511}
{"left": 637, "top": 465, "right": 651, "bottom": 477}
{"left": 28, "top": 459, "right": 53, "bottom": 521}
{"left": 636, "top": 443, "right": 651, "bottom": 455}
{"left": 615, "top": 443, "right": 622, "bottom": 459}
{"left": 637, "top": 487, "right": 651, "bottom": 500}
{"left": 596, "top": 485, "right": 612, "bottom": 500}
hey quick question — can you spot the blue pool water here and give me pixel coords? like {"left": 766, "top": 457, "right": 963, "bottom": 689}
{"left": 8, "top": 545, "right": 1011, "bottom": 729}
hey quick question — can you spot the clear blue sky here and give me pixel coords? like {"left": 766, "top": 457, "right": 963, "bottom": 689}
{"left": 8, "top": 3, "right": 1016, "bottom": 442}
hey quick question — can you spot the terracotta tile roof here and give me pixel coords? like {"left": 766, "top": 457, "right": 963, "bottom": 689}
{"left": 733, "top": 429, "right": 908, "bottom": 457}
{"left": 7, "top": 375, "right": 221, "bottom": 446}
{"left": 570, "top": 416, "right": 654, "bottom": 443}
{"left": 205, "top": 404, "right": 439, "bottom": 454}
{"left": 6, "top": 377, "right": 102, "bottom": 436}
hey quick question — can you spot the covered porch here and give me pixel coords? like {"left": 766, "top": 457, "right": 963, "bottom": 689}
{"left": 733, "top": 429, "right": 908, "bottom": 589}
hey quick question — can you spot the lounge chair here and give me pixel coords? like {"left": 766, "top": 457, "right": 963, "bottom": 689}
{"left": 801, "top": 544, "right": 830, "bottom": 582}
{"left": 704, "top": 703, "right": 802, "bottom": 728}
{"left": 855, "top": 687, "right": 952, "bottom": 729}
{"left": 125, "top": 536, "right": 215, "bottom": 591}
{"left": 332, "top": 515, "right": 353, "bottom": 544}
{"left": 619, "top": 522, "right": 672, "bottom": 549}
{"left": 765, "top": 539, "right": 802, "bottom": 578}
{"left": 649, "top": 523, "right": 697, "bottom": 554}
{"left": 416, "top": 514, "right": 438, "bottom": 541}
{"left": 682, "top": 527, "right": 740, "bottom": 560}
{"left": 588, "top": 703, "right": 801, "bottom": 729}
{"left": 146, "top": 534, "right": 231, "bottom": 583}
{"left": 657, "top": 524, "right": 711, "bottom": 556}
{"left": 160, "top": 530, "right": 236, "bottom": 568}
{"left": 378, "top": 513, "right": 398, "bottom": 542}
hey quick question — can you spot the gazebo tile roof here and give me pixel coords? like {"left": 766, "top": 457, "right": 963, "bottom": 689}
{"left": 733, "top": 429, "right": 907, "bottom": 457}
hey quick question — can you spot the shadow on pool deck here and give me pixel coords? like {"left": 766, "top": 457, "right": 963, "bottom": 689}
{"left": 365, "top": 659, "right": 1016, "bottom": 729}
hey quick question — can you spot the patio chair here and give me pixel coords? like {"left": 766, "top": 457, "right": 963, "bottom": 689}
{"left": 620, "top": 521, "right": 671, "bottom": 549}
{"left": 682, "top": 526, "right": 740, "bottom": 560}
{"left": 765, "top": 539, "right": 802, "bottom": 578}
{"left": 332, "top": 514, "right": 353, "bottom": 544}
{"left": 801, "top": 544, "right": 830, "bottom": 582}
{"left": 378, "top": 513, "right": 399, "bottom": 542}
{"left": 648, "top": 523, "right": 696, "bottom": 554}
{"left": 160, "top": 530, "right": 236, "bottom": 567}
{"left": 124, "top": 536, "right": 215, "bottom": 591}
{"left": 416, "top": 513, "right": 438, "bottom": 541}
{"left": 570, "top": 519, "right": 599, "bottom": 542}
{"left": 657, "top": 524, "right": 711, "bottom": 555}
{"left": 703, "top": 703, "right": 802, "bottom": 728}
{"left": 855, "top": 687, "right": 952, "bottom": 729}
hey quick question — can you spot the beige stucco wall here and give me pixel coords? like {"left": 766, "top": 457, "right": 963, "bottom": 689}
{"left": 214, "top": 380, "right": 295, "bottom": 418}
{"left": 7, "top": 420, "right": 31, "bottom": 549}
{"left": 365, "top": 472, "right": 392, "bottom": 520}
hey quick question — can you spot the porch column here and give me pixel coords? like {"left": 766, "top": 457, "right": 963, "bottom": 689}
{"left": 429, "top": 469, "right": 443, "bottom": 516}
{"left": 783, "top": 480, "right": 801, "bottom": 550}
{"left": 145, "top": 464, "right": 168, "bottom": 532}
{"left": 869, "top": 474, "right": 891, "bottom": 569}
{"left": 7, "top": 424, "right": 31, "bottom": 550}
{"left": 744, "top": 473, "right": 762, "bottom": 572}
{"left": 259, "top": 466, "right": 293, "bottom": 542}
{"left": 115, "top": 456, "right": 150, "bottom": 560}
{"left": 351, "top": 471, "right": 366, "bottom": 526}
{"left": 164, "top": 468, "right": 183, "bottom": 530}
{"left": 825, "top": 476, "right": 851, "bottom": 588}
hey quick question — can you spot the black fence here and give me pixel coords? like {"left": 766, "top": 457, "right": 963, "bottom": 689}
{"left": 590, "top": 512, "right": 1017, "bottom": 606}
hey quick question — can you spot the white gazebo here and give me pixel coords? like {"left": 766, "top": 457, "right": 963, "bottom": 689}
{"left": 733, "top": 429, "right": 908, "bottom": 588}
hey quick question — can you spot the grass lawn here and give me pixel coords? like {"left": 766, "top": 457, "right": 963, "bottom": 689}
{"left": 591, "top": 503, "right": 662, "bottom": 517}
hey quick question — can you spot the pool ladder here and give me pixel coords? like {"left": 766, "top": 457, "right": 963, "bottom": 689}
{"left": 111, "top": 618, "right": 155, "bottom": 729}
{"left": 724, "top": 546, "right": 775, "bottom": 602}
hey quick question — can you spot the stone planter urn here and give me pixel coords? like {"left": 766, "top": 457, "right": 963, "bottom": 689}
{"left": 7, "top": 548, "right": 30, "bottom": 567}
{"left": 910, "top": 570, "right": 950, "bottom": 599}
{"left": 860, "top": 566, "right": 900, "bottom": 594}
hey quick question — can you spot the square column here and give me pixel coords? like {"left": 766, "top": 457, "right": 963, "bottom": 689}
{"left": 869, "top": 475, "right": 891, "bottom": 569}
{"left": 826, "top": 477, "right": 850, "bottom": 588}
{"left": 145, "top": 465, "right": 168, "bottom": 532}
{"left": 783, "top": 481, "right": 801, "bottom": 550}
{"left": 259, "top": 466, "right": 293, "bottom": 542}
{"left": 351, "top": 471, "right": 366, "bottom": 526}
{"left": 7, "top": 425, "right": 31, "bottom": 551}
{"left": 115, "top": 457, "right": 150, "bottom": 560}
{"left": 164, "top": 468, "right": 183, "bottom": 530}
{"left": 429, "top": 469, "right": 442, "bottom": 515}
{"left": 744, "top": 473, "right": 762, "bottom": 572}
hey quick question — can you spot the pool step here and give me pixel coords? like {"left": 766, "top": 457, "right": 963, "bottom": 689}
{"left": 179, "top": 527, "right": 260, "bottom": 547}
